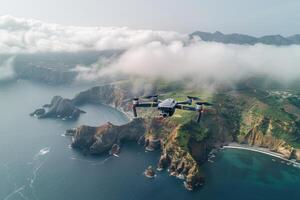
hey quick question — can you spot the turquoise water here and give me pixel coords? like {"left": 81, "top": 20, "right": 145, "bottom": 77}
{"left": 0, "top": 80, "right": 300, "bottom": 200}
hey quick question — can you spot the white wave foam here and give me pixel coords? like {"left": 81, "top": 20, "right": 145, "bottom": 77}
{"left": 3, "top": 185, "right": 26, "bottom": 200}
{"left": 36, "top": 147, "right": 51, "bottom": 156}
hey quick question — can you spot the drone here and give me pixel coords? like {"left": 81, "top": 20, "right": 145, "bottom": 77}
{"left": 132, "top": 95, "right": 213, "bottom": 123}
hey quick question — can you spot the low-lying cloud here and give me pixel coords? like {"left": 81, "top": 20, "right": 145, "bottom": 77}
{"left": 0, "top": 57, "right": 15, "bottom": 81}
{"left": 1, "top": 15, "right": 300, "bottom": 87}
{"left": 76, "top": 40, "right": 300, "bottom": 85}
{"left": 0, "top": 15, "right": 186, "bottom": 54}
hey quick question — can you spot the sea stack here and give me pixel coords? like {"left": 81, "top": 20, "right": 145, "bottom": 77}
{"left": 109, "top": 144, "right": 121, "bottom": 155}
{"left": 144, "top": 165, "right": 156, "bottom": 178}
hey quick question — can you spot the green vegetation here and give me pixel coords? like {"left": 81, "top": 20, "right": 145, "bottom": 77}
{"left": 155, "top": 80, "right": 185, "bottom": 93}
{"left": 141, "top": 82, "right": 300, "bottom": 150}
{"left": 176, "top": 121, "right": 209, "bottom": 150}
{"left": 258, "top": 118, "right": 271, "bottom": 135}
{"left": 216, "top": 94, "right": 243, "bottom": 140}
{"left": 288, "top": 96, "right": 300, "bottom": 109}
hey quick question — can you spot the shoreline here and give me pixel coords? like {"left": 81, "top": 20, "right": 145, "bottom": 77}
{"left": 107, "top": 103, "right": 133, "bottom": 121}
{"left": 223, "top": 143, "right": 300, "bottom": 166}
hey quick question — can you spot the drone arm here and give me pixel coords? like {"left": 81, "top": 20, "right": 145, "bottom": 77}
{"left": 176, "top": 104, "right": 204, "bottom": 123}
{"left": 133, "top": 104, "right": 138, "bottom": 117}
{"left": 132, "top": 102, "right": 158, "bottom": 117}
{"left": 176, "top": 100, "right": 192, "bottom": 105}
{"left": 136, "top": 102, "right": 159, "bottom": 108}
{"left": 176, "top": 104, "right": 197, "bottom": 111}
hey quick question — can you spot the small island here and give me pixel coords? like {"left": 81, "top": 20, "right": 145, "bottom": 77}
{"left": 144, "top": 166, "right": 156, "bottom": 178}
{"left": 30, "top": 96, "right": 86, "bottom": 120}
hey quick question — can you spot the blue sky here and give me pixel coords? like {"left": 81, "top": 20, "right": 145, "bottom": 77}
{"left": 1, "top": 0, "right": 300, "bottom": 36}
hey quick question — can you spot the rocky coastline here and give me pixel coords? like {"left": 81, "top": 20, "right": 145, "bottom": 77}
{"left": 32, "top": 83, "right": 300, "bottom": 191}
{"left": 62, "top": 84, "right": 210, "bottom": 190}
{"left": 69, "top": 115, "right": 208, "bottom": 190}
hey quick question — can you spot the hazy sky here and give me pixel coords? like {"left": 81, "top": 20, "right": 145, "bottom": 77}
{"left": 1, "top": 0, "right": 300, "bottom": 36}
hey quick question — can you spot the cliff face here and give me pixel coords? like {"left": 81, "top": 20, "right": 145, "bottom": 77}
{"left": 215, "top": 92, "right": 300, "bottom": 161}
{"left": 72, "top": 85, "right": 128, "bottom": 108}
{"left": 72, "top": 118, "right": 145, "bottom": 154}
{"left": 238, "top": 111, "right": 300, "bottom": 160}
{"left": 158, "top": 125, "right": 205, "bottom": 191}
{"left": 31, "top": 96, "right": 85, "bottom": 120}
{"left": 70, "top": 115, "right": 209, "bottom": 190}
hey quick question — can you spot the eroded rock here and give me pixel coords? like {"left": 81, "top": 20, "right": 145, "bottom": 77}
{"left": 30, "top": 108, "right": 46, "bottom": 116}
{"left": 109, "top": 144, "right": 121, "bottom": 155}
{"left": 72, "top": 118, "right": 146, "bottom": 154}
{"left": 31, "top": 96, "right": 85, "bottom": 120}
{"left": 144, "top": 165, "right": 155, "bottom": 178}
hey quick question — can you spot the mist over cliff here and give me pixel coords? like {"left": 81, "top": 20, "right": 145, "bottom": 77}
{"left": 0, "top": 56, "right": 15, "bottom": 81}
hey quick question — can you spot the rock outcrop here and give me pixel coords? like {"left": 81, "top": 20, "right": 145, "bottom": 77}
{"left": 30, "top": 108, "right": 46, "bottom": 116}
{"left": 145, "top": 135, "right": 161, "bottom": 151}
{"left": 144, "top": 166, "right": 155, "bottom": 178}
{"left": 31, "top": 96, "right": 85, "bottom": 120}
{"left": 72, "top": 85, "right": 130, "bottom": 109}
{"left": 65, "top": 128, "right": 76, "bottom": 136}
{"left": 157, "top": 126, "right": 205, "bottom": 191}
{"left": 71, "top": 118, "right": 146, "bottom": 154}
{"left": 109, "top": 144, "right": 121, "bottom": 155}
{"left": 291, "top": 149, "right": 300, "bottom": 160}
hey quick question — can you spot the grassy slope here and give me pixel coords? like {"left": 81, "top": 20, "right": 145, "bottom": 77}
{"left": 151, "top": 80, "right": 300, "bottom": 150}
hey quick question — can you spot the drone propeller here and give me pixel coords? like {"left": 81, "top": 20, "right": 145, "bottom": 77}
{"left": 143, "top": 94, "right": 159, "bottom": 102}
{"left": 187, "top": 96, "right": 200, "bottom": 100}
{"left": 143, "top": 94, "right": 158, "bottom": 99}
{"left": 196, "top": 101, "right": 213, "bottom": 106}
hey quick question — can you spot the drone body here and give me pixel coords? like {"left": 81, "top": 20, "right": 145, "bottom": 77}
{"left": 158, "top": 98, "right": 177, "bottom": 117}
{"left": 132, "top": 95, "right": 212, "bottom": 123}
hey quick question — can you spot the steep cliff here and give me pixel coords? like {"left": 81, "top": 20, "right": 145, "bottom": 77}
{"left": 238, "top": 107, "right": 300, "bottom": 160}
{"left": 157, "top": 125, "right": 206, "bottom": 191}
{"left": 72, "top": 85, "right": 129, "bottom": 108}
{"left": 72, "top": 118, "right": 145, "bottom": 154}
{"left": 31, "top": 96, "right": 85, "bottom": 120}
{"left": 215, "top": 91, "right": 300, "bottom": 161}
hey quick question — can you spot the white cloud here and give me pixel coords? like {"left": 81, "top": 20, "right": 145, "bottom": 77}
{"left": 1, "top": 15, "right": 300, "bottom": 86}
{"left": 76, "top": 40, "right": 300, "bottom": 85}
{"left": 0, "top": 15, "right": 187, "bottom": 53}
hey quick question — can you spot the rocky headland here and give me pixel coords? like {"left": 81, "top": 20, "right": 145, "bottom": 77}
{"left": 71, "top": 118, "right": 145, "bottom": 154}
{"left": 31, "top": 95, "right": 86, "bottom": 120}
{"left": 69, "top": 116, "right": 209, "bottom": 191}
